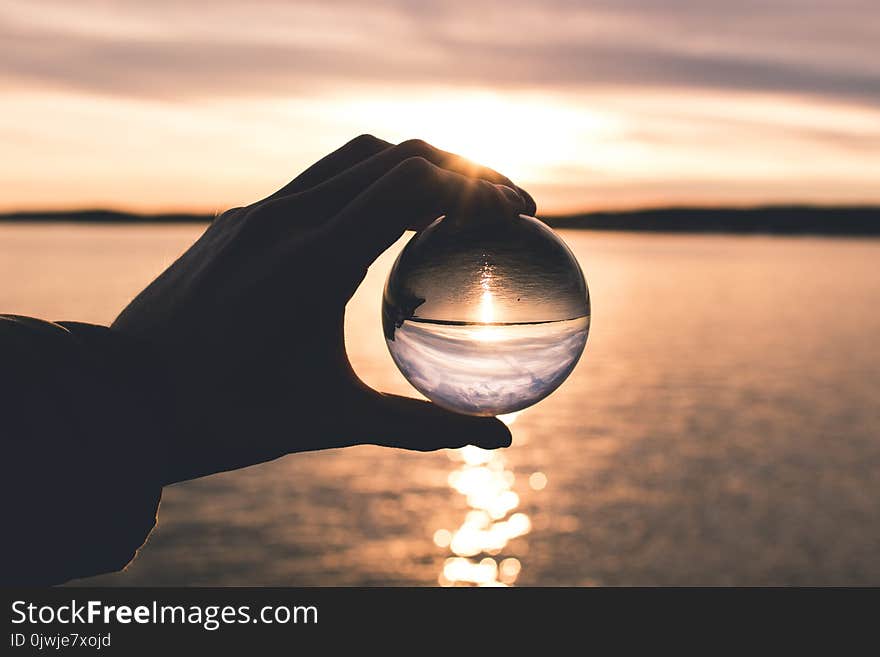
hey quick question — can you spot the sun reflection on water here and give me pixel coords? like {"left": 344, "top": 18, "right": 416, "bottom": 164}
{"left": 473, "top": 261, "right": 502, "bottom": 342}
{"left": 435, "top": 412, "right": 539, "bottom": 587}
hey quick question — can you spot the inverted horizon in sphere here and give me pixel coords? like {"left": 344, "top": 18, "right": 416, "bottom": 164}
{"left": 383, "top": 213, "right": 590, "bottom": 416}
{"left": 387, "top": 316, "right": 590, "bottom": 416}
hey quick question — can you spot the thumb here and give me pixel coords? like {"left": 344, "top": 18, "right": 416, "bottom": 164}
{"left": 357, "top": 392, "right": 512, "bottom": 451}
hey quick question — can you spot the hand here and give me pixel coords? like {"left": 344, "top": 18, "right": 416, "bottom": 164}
{"left": 113, "top": 135, "right": 536, "bottom": 485}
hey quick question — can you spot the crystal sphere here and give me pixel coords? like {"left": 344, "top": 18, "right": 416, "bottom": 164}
{"left": 383, "top": 213, "right": 590, "bottom": 416}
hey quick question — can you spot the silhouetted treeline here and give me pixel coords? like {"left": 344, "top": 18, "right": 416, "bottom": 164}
{"left": 1, "top": 206, "right": 878, "bottom": 236}
{"left": 542, "top": 206, "right": 880, "bottom": 235}
{"left": 0, "top": 210, "right": 214, "bottom": 223}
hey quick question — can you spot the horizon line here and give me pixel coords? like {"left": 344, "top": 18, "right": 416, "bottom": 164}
{"left": 1, "top": 202, "right": 879, "bottom": 221}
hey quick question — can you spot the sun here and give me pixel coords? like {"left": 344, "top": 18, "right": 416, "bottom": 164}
{"left": 336, "top": 89, "right": 602, "bottom": 184}
{"left": 473, "top": 290, "right": 504, "bottom": 342}
{"left": 478, "top": 289, "right": 495, "bottom": 324}
{"left": 472, "top": 262, "right": 504, "bottom": 342}
{"left": 423, "top": 103, "right": 533, "bottom": 176}
{"left": 400, "top": 93, "right": 572, "bottom": 181}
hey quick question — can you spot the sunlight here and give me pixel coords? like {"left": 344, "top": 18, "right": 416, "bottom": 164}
{"left": 473, "top": 261, "right": 502, "bottom": 342}
{"left": 478, "top": 290, "right": 494, "bottom": 324}
{"left": 7, "top": 85, "right": 879, "bottom": 213}
{"left": 437, "top": 444, "right": 534, "bottom": 585}
{"left": 334, "top": 90, "right": 616, "bottom": 183}
{"left": 472, "top": 290, "right": 503, "bottom": 342}
{"left": 497, "top": 411, "right": 521, "bottom": 426}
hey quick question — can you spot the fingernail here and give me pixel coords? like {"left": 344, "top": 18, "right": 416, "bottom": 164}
{"left": 516, "top": 186, "right": 537, "bottom": 215}
{"left": 496, "top": 184, "right": 527, "bottom": 211}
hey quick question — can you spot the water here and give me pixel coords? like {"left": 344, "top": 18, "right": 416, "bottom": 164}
{"left": 387, "top": 317, "right": 589, "bottom": 416}
{"left": 2, "top": 224, "right": 879, "bottom": 585}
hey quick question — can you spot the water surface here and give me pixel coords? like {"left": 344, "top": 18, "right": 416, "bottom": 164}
{"left": 2, "top": 224, "right": 878, "bottom": 585}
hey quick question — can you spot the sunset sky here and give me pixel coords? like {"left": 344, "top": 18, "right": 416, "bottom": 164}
{"left": 1, "top": 0, "right": 878, "bottom": 213}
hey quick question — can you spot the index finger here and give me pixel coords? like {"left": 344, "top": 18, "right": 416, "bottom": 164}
{"left": 319, "top": 156, "right": 527, "bottom": 270}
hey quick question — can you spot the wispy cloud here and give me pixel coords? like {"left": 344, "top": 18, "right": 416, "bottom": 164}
{"left": 2, "top": 0, "right": 878, "bottom": 101}
{"left": 0, "top": 0, "right": 877, "bottom": 211}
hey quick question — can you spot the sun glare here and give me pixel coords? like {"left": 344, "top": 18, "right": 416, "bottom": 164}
{"left": 438, "top": 445, "right": 533, "bottom": 586}
{"left": 478, "top": 290, "right": 494, "bottom": 324}
{"left": 473, "top": 290, "right": 502, "bottom": 342}
{"left": 334, "top": 90, "right": 614, "bottom": 183}
{"left": 473, "top": 261, "right": 503, "bottom": 342}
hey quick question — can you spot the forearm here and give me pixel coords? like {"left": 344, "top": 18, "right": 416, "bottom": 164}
{"left": 0, "top": 315, "right": 172, "bottom": 585}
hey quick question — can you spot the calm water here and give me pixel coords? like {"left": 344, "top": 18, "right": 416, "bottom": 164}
{"left": 2, "top": 224, "right": 879, "bottom": 585}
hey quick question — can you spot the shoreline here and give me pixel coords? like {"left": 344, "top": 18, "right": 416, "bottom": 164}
{"left": 1, "top": 205, "right": 878, "bottom": 236}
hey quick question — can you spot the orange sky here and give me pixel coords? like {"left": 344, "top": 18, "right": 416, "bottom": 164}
{"left": 1, "top": 0, "right": 878, "bottom": 213}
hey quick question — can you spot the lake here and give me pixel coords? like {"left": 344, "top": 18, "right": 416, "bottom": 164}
{"left": 2, "top": 224, "right": 879, "bottom": 585}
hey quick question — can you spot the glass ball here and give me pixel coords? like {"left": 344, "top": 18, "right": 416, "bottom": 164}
{"left": 383, "top": 213, "right": 590, "bottom": 416}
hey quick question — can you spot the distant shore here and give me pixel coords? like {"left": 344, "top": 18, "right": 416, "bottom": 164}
{"left": 1, "top": 206, "right": 878, "bottom": 236}
{"left": 542, "top": 206, "right": 880, "bottom": 236}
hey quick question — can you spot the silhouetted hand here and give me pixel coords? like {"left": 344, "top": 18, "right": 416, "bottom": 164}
{"left": 113, "top": 135, "right": 536, "bottom": 484}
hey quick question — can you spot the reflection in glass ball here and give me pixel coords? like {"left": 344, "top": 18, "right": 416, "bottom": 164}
{"left": 383, "top": 213, "right": 590, "bottom": 416}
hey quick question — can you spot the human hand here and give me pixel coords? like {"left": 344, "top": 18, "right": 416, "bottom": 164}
{"left": 113, "top": 135, "right": 536, "bottom": 484}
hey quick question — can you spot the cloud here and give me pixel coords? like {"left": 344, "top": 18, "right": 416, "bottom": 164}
{"left": 388, "top": 316, "right": 589, "bottom": 415}
{"left": 1, "top": 0, "right": 877, "bottom": 212}
{"left": 1, "top": 0, "right": 877, "bottom": 105}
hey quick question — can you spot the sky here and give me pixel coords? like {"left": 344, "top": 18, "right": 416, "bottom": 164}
{"left": 1, "top": 0, "right": 878, "bottom": 213}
